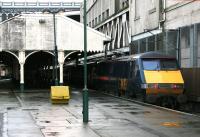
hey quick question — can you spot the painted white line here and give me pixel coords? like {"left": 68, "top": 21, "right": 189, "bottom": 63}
{"left": 3, "top": 112, "right": 8, "bottom": 137}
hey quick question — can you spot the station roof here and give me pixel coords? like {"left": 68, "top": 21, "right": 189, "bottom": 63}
{"left": 0, "top": 13, "right": 110, "bottom": 52}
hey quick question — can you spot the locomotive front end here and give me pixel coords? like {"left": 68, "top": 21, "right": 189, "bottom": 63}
{"left": 141, "top": 58, "right": 185, "bottom": 106}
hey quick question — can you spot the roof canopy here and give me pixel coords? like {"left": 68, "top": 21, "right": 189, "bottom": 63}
{"left": 0, "top": 14, "right": 110, "bottom": 52}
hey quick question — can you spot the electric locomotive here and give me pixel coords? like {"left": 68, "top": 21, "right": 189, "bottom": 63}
{"left": 92, "top": 52, "right": 185, "bottom": 106}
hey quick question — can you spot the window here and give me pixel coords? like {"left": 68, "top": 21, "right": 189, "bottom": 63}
{"left": 2, "top": 2, "right": 12, "bottom": 6}
{"left": 95, "top": 17, "right": 97, "bottom": 25}
{"left": 39, "top": 2, "right": 49, "bottom": 6}
{"left": 135, "top": 0, "right": 140, "bottom": 20}
{"left": 51, "top": 2, "right": 61, "bottom": 6}
{"left": 148, "top": 36, "right": 155, "bottom": 51}
{"left": 140, "top": 39, "right": 146, "bottom": 53}
{"left": 26, "top": 2, "right": 37, "bottom": 6}
{"left": 150, "top": 0, "right": 156, "bottom": 9}
{"left": 130, "top": 41, "right": 139, "bottom": 54}
{"left": 123, "top": 0, "right": 129, "bottom": 8}
{"left": 102, "top": 12, "right": 105, "bottom": 21}
{"left": 92, "top": 20, "right": 94, "bottom": 27}
{"left": 142, "top": 60, "right": 160, "bottom": 70}
{"left": 181, "top": 27, "right": 190, "bottom": 48}
{"left": 106, "top": 9, "right": 109, "bottom": 18}
{"left": 14, "top": 2, "right": 25, "bottom": 6}
{"left": 62, "top": 2, "right": 72, "bottom": 6}
{"left": 149, "top": 0, "right": 156, "bottom": 14}
{"left": 142, "top": 59, "right": 178, "bottom": 70}
{"left": 160, "top": 60, "right": 178, "bottom": 70}
{"left": 99, "top": 15, "right": 101, "bottom": 22}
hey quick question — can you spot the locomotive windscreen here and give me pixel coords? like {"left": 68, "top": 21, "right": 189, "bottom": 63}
{"left": 142, "top": 59, "right": 178, "bottom": 70}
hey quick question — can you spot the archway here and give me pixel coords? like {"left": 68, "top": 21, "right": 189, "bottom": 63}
{"left": 0, "top": 51, "right": 19, "bottom": 89}
{"left": 63, "top": 51, "right": 99, "bottom": 87}
{"left": 24, "top": 51, "right": 54, "bottom": 89}
{"left": 63, "top": 51, "right": 83, "bottom": 87}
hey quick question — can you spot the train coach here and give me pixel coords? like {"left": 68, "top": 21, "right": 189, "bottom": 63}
{"left": 64, "top": 52, "right": 185, "bottom": 107}
{"left": 90, "top": 52, "right": 185, "bottom": 107}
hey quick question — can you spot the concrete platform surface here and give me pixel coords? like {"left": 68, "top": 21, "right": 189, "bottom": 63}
{"left": 0, "top": 89, "right": 200, "bottom": 137}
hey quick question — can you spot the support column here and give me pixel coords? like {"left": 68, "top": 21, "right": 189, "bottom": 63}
{"left": 20, "top": 63, "right": 24, "bottom": 92}
{"left": 58, "top": 50, "right": 64, "bottom": 86}
{"left": 19, "top": 51, "right": 25, "bottom": 92}
{"left": 59, "top": 63, "right": 64, "bottom": 86}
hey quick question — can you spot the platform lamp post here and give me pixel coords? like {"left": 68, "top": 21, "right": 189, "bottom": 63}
{"left": 42, "top": 9, "right": 62, "bottom": 86}
{"left": 83, "top": 0, "right": 89, "bottom": 123}
{"left": 53, "top": 12, "right": 59, "bottom": 86}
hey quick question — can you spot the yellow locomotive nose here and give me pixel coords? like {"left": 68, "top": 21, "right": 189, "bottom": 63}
{"left": 144, "top": 70, "right": 184, "bottom": 84}
{"left": 143, "top": 70, "right": 184, "bottom": 95}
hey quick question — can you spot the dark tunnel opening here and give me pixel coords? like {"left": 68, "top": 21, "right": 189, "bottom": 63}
{"left": 0, "top": 51, "right": 19, "bottom": 89}
{"left": 24, "top": 51, "right": 54, "bottom": 89}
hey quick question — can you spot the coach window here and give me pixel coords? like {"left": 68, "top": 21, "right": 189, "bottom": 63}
{"left": 124, "top": 62, "right": 129, "bottom": 78}
{"left": 129, "top": 61, "right": 135, "bottom": 78}
{"left": 109, "top": 62, "right": 114, "bottom": 76}
{"left": 134, "top": 63, "right": 139, "bottom": 76}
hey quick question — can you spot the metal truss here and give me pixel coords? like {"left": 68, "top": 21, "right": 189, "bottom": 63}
{"left": 95, "top": 9, "right": 131, "bottom": 51}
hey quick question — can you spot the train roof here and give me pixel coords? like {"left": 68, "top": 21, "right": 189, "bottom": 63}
{"left": 116, "top": 52, "right": 176, "bottom": 61}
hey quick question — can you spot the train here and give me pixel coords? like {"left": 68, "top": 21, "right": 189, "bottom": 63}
{"left": 64, "top": 52, "right": 185, "bottom": 108}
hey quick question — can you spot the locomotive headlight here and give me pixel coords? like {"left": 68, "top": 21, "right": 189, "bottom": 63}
{"left": 171, "top": 84, "right": 183, "bottom": 89}
{"left": 149, "top": 84, "right": 159, "bottom": 89}
{"left": 141, "top": 84, "right": 159, "bottom": 89}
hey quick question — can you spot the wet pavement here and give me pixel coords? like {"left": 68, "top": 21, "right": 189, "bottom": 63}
{"left": 0, "top": 88, "right": 200, "bottom": 137}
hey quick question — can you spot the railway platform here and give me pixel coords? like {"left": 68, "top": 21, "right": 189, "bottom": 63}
{"left": 0, "top": 88, "right": 200, "bottom": 137}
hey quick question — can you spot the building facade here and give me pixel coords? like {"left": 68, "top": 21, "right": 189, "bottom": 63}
{"left": 82, "top": 0, "right": 200, "bottom": 101}
{"left": 130, "top": 0, "right": 200, "bottom": 68}
{"left": 81, "top": 0, "right": 130, "bottom": 53}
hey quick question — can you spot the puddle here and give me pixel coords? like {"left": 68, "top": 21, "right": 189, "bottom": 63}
{"left": 46, "top": 132, "right": 59, "bottom": 136}
{"left": 113, "top": 104, "right": 131, "bottom": 107}
{"left": 7, "top": 107, "right": 18, "bottom": 110}
{"left": 112, "top": 107, "right": 139, "bottom": 110}
{"left": 22, "top": 108, "right": 39, "bottom": 111}
{"left": 0, "top": 92, "right": 9, "bottom": 94}
{"left": 184, "top": 121, "right": 200, "bottom": 128}
{"left": 98, "top": 100, "right": 116, "bottom": 103}
{"left": 129, "top": 111, "right": 151, "bottom": 115}
{"left": 41, "top": 120, "right": 51, "bottom": 123}
{"left": 103, "top": 105, "right": 112, "bottom": 107}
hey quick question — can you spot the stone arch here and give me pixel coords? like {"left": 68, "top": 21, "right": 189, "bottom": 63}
{"left": 64, "top": 51, "right": 79, "bottom": 61}
{"left": 3, "top": 51, "right": 19, "bottom": 62}
{"left": 25, "top": 50, "right": 54, "bottom": 62}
